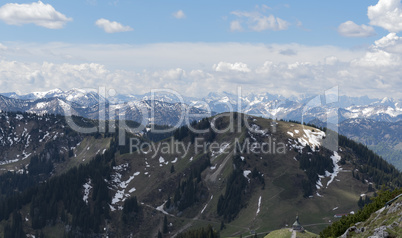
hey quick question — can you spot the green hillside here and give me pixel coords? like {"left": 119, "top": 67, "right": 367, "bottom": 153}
{"left": 351, "top": 195, "right": 402, "bottom": 237}
{"left": 264, "top": 228, "right": 318, "bottom": 238}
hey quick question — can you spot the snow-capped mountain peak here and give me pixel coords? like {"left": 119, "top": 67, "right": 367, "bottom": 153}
{"left": 1, "top": 89, "right": 401, "bottom": 123}
{"left": 31, "top": 88, "right": 64, "bottom": 98}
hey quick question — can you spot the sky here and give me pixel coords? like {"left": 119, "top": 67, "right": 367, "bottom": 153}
{"left": 0, "top": 0, "right": 402, "bottom": 99}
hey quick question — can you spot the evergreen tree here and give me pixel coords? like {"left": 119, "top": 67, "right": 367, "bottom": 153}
{"left": 175, "top": 224, "right": 219, "bottom": 238}
{"left": 320, "top": 188, "right": 402, "bottom": 237}
{"left": 4, "top": 211, "right": 25, "bottom": 238}
{"left": 217, "top": 168, "right": 248, "bottom": 221}
{"left": 165, "top": 196, "right": 171, "bottom": 209}
{"left": 163, "top": 215, "right": 168, "bottom": 234}
{"left": 358, "top": 196, "right": 364, "bottom": 209}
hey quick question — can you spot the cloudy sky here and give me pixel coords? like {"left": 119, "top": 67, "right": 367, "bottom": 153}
{"left": 0, "top": 0, "right": 402, "bottom": 99}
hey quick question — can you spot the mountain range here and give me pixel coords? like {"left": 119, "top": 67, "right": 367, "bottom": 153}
{"left": 1, "top": 89, "right": 401, "bottom": 170}
{"left": 2, "top": 89, "right": 401, "bottom": 123}
{"left": 0, "top": 89, "right": 207, "bottom": 127}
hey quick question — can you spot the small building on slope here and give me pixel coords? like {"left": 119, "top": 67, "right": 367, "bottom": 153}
{"left": 292, "top": 215, "right": 305, "bottom": 232}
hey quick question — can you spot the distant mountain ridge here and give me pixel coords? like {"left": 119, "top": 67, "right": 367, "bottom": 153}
{"left": 2, "top": 89, "right": 401, "bottom": 123}
{"left": 0, "top": 91, "right": 208, "bottom": 126}
{"left": 2, "top": 88, "right": 103, "bottom": 107}
{"left": 1, "top": 89, "right": 401, "bottom": 170}
{"left": 339, "top": 118, "right": 402, "bottom": 170}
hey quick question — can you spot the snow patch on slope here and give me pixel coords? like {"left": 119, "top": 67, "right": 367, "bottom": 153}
{"left": 109, "top": 163, "right": 140, "bottom": 206}
{"left": 156, "top": 201, "right": 169, "bottom": 215}
{"left": 302, "top": 129, "right": 325, "bottom": 151}
{"left": 243, "top": 170, "right": 251, "bottom": 182}
{"left": 326, "top": 151, "right": 342, "bottom": 188}
{"left": 316, "top": 151, "right": 342, "bottom": 190}
{"left": 83, "top": 179, "right": 92, "bottom": 205}
{"left": 288, "top": 128, "right": 325, "bottom": 153}
{"left": 256, "top": 196, "right": 262, "bottom": 215}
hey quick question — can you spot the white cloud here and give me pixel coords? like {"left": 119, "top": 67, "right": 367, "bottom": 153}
{"left": 252, "top": 15, "right": 288, "bottom": 31}
{"left": 231, "top": 11, "right": 289, "bottom": 31}
{"left": 3, "top": 42, "right": 361, "bottom": 72}
{"left": 0, "top": 43, "right": 7, "bottom": 50}
{"left": 213, "top": 62, "right": 251, "bottom": 72}
{"left": 353, "top": 33, "right": 402, "bottom": 67}
{"left": 338, "top": 21, "right": 376, "bottom": 37}
{"left": 230, "top": 20, "right": 243, "bottom": 32}
{"left": 368, "top": 0, "right": 402, "bottom": 32}
{"left": 353, "top": 50, "right": 399, "bottom": 67}
{"left": 279, "top": 48, "right": 297, "bottom": 56}
{"left": 95, "top": 18, "right": 133, "bottom": 33}
{"left": 372, "top": 32, "right": 402, "bottom": 53}
{"left": 1, "top": 40, "right": 402, "bottom": 99}
{"left": 324, "top": 56, "right": 339, "bottom": 65}
{"left": 0, "top": 1, "right": 72, "bottom": 29}
{"left": 172, "top": 10, "right": 186, "bottom": 19}
{"left": 260, "top": 4, "right": 271, "bottom": 11}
